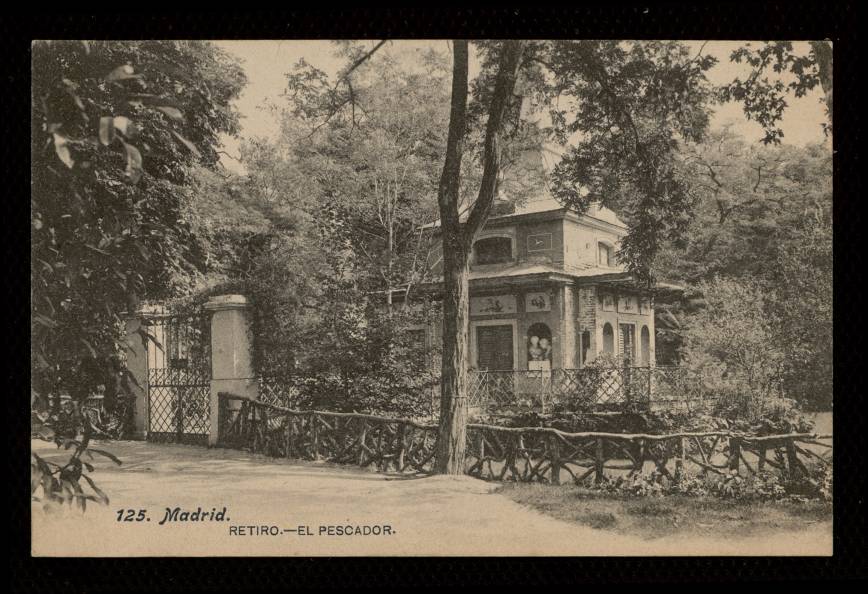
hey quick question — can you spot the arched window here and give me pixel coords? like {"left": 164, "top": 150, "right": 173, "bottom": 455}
{"left": 602, "top": 323, "right": 615, "bottom": 354}
{"left": 527, "top": 322, "right": 552, "bottom": 363}
{"left": 474, "top": 236, "right": 513, "bottom": 265}
{"left": 640, "top": 325, "right": 651, "bottom": 366}
{"left": 598, "top": 242, "right": 614, "bottom": 267}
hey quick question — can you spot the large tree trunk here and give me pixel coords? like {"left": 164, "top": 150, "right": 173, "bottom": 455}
{"left": 434, "top": 40, "right": 470, "bottom": 474}
{"left": 435, "top": 247, "right": 471, "bottom": 473}
{"left": 434, "top": 40, "right": 526, "bottom": 474}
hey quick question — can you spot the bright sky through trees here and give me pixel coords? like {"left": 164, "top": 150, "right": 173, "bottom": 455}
{"left": 215, "top": 40, "right": 829, "bottom": 173}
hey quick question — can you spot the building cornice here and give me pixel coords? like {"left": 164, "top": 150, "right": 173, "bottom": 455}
{"left": 422, "top": 206, "right": 628, "bottom": 236}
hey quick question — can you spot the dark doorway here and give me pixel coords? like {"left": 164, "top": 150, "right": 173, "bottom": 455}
{"left": 476, "top": 325, "right": 514, "bottom": 370}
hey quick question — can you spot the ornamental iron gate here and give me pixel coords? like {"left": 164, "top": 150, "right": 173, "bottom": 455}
{"left": 144, "top": 311, "right": 212, "bottom": 445}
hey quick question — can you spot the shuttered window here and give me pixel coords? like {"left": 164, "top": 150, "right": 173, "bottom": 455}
{"left": 598, "top": 242, "right": 614, "bottom": 267}
{"left": 474, "top": 237, "right": 512, "bottom": 265}
{"left": 619, "top": 323, "right": 636, "bottom": 363}
{"left": 476, "top": 325, "right": 514, "bottom": 370}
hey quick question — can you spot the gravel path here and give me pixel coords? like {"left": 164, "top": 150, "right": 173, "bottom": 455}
{"left": 32, "top": 440, "right": 831, "bottom": 557}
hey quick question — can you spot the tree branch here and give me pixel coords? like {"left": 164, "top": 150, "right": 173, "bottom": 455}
{"left": 300, "top": 41, "right": 386, "bottom": 140}
{"left": 436, "top": 40, "right": 469, "bottom": 242}
{"left": 462, "top": 41, "right": 528, "bottom": 247}
{"left": 338, "top": 40, "right": 388, "bottom": 86}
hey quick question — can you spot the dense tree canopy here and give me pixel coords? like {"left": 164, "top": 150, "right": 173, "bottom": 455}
{"left": 181, "top": 47, "right": 451, "bottom": 410}
{"left": 32, "top": 41, "right": 245, "bottom": 383}
{"left": 31, "top": 40, "right": 245, "bottom": 508}
{"left": 654, "top": 130, "right": 832, "bottom": 409}
{"left": 277, "top": 48, "right": 450, "bottom": 299}
{"left": 655, "top": 129, "right": 832, "bottom": 283}
{"left": 517, "top": 40, "right": 717, "bottom": 278}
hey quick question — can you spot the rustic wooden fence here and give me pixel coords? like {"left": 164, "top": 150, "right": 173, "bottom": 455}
{"left": 218, "top": 393, "right": 438, "bottom": 473}
{"left": 463, "top": 424, "right": 831, "bottom": 484}
{"left": 217, "top": 393, "right": 832, "bottom": 484}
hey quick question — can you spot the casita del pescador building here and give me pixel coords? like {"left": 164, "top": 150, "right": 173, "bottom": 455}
{"left": 409, "top": 196, "right": 663, "bottom": 373}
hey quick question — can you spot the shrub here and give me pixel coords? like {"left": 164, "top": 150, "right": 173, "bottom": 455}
{"left": 708, "top": 470, "right": 786, "bottom": 501}
{"left": 681, "top": 278, "right": 789, "bottom": 421}
{"left": 587, "top": 466, "right": 831, "bottom": 502}
{"left": 595, "top": 472, "right": 666, "bottom": 498}
{"left": 481, "top": 407, "right": 813, "bottom": 437}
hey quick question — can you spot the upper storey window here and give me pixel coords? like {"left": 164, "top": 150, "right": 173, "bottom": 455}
{"left": 598, "top": 242, "right": 615, "bottom": 267}
{"left": 474, "top": 236, "right": 513, "bottom": 265}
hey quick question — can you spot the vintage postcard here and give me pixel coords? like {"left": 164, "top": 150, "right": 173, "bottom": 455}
{"left": 31, "top": 38, "right": 833, "bottom": 557}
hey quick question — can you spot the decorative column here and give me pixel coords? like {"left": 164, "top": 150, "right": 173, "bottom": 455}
{"left": 204, "top": 294, "right": 258, "bottom": 446}
{"left": 124, "top": 316, "right": 149, "bottom": 440}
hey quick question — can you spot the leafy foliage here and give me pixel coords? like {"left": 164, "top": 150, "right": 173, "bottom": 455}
{"left": 593, "top": 463, "right": 831, "bottom": 502}
{"left": 31, "top": 40, "right": 245, "bottom": 507}
{"left": 653, "top": 132, "right": 832, "bottom": 410}
{"left": 497, "top": 405, "right": 814, "bottom": 436}
{"left": 179, "top": 47, "right": 452, "bottom": 417}
{"left": 32, "top": 40, "right": 245, "bottom": 384}
{"left": 768, "top": 209, "right": 833, "bottom": 410}
{"left": 680, "top": 277, "right": 787, "bottom": 417}
{"left": 280, "top": 304, "right": 442, "bottom": 418}
{"left": 276, "top": 46, "right": 448, "bottom": 297}
{"left": 31, "top": 405, "right": 123, "bottom": 512}
{"left": 718, "top": 41, "right": 833, "bottom": 143}
{"left": 519, "top": 40, "right": 717, "bottom": 278}
{"left": 654, "top": 131, "right": 832, "bottom": 282}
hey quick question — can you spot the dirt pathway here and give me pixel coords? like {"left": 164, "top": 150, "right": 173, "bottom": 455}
{"left": 31, "top": 440, "right": 831, "bottom": 556}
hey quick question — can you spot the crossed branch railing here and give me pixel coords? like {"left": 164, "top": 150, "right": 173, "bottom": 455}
{"left": 218, "top": 393, "right": 831, "bottom": 484}
{"left": 466, "top": 366, "right": 713, "bottom": 413}
{"left": 257, "top": 366, "right": 713, "bottom": 421}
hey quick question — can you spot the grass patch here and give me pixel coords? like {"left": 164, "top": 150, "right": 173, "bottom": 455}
{"left": 498, "top": 483, "right": 832, "bottom": 541}
{"left": 582, "top": 511, "right": 617, "bottom": 529}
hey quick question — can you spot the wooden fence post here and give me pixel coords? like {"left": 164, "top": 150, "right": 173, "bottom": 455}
{"left": 396, "top": 422, "right": 406, "bottom": 472}
{"left": 785, "top": 439, "right": 800, "bottom": 480}
{"left": 595, "top": 438, "right": 605, "bottom": 484}
{"left": 358, "top": 422, "right": 368, "bottom": 466}
{"left": 728, "top": 436, "right": 740, "bottom": 473}
{"left": 675, "top": 436, "right": 686, "bottom": 480}
{"left": 311, "top": 413, "right": 319, "bottom": 460}
{"left": 629, "top": 437, "right": 642, "bottom": 475}
{"left": 550, "top": 435, "right": 561, "bottom": 485}
{"left": 216, "top": 393, "right": 226, "bottom": 447}
{"left": 250, "top": 403, "right": 257, "bottom": 454}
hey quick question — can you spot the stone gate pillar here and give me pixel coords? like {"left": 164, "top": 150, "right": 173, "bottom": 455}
{"left": 204, "top": 294, "right": 258, "bottom": 446}
{"left": 124, "top": 316, "right": 149, "bottom": 440}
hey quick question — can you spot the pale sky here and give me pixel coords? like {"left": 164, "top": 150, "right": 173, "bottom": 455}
{"left": 214, "top": 40, "right": 829, "bottom": 172}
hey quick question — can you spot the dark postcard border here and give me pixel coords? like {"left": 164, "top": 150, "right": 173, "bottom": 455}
{"left": 10, "top": 3, "right": 865, "bottom": 590}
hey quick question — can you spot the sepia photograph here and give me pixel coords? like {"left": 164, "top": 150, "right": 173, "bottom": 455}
{"left": 30, "top": 37, "right": 834, "bottom": 558}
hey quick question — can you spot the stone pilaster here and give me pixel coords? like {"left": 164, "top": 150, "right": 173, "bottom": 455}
{"left": 203, "top": 295, "right": 258, "bottom": 446}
